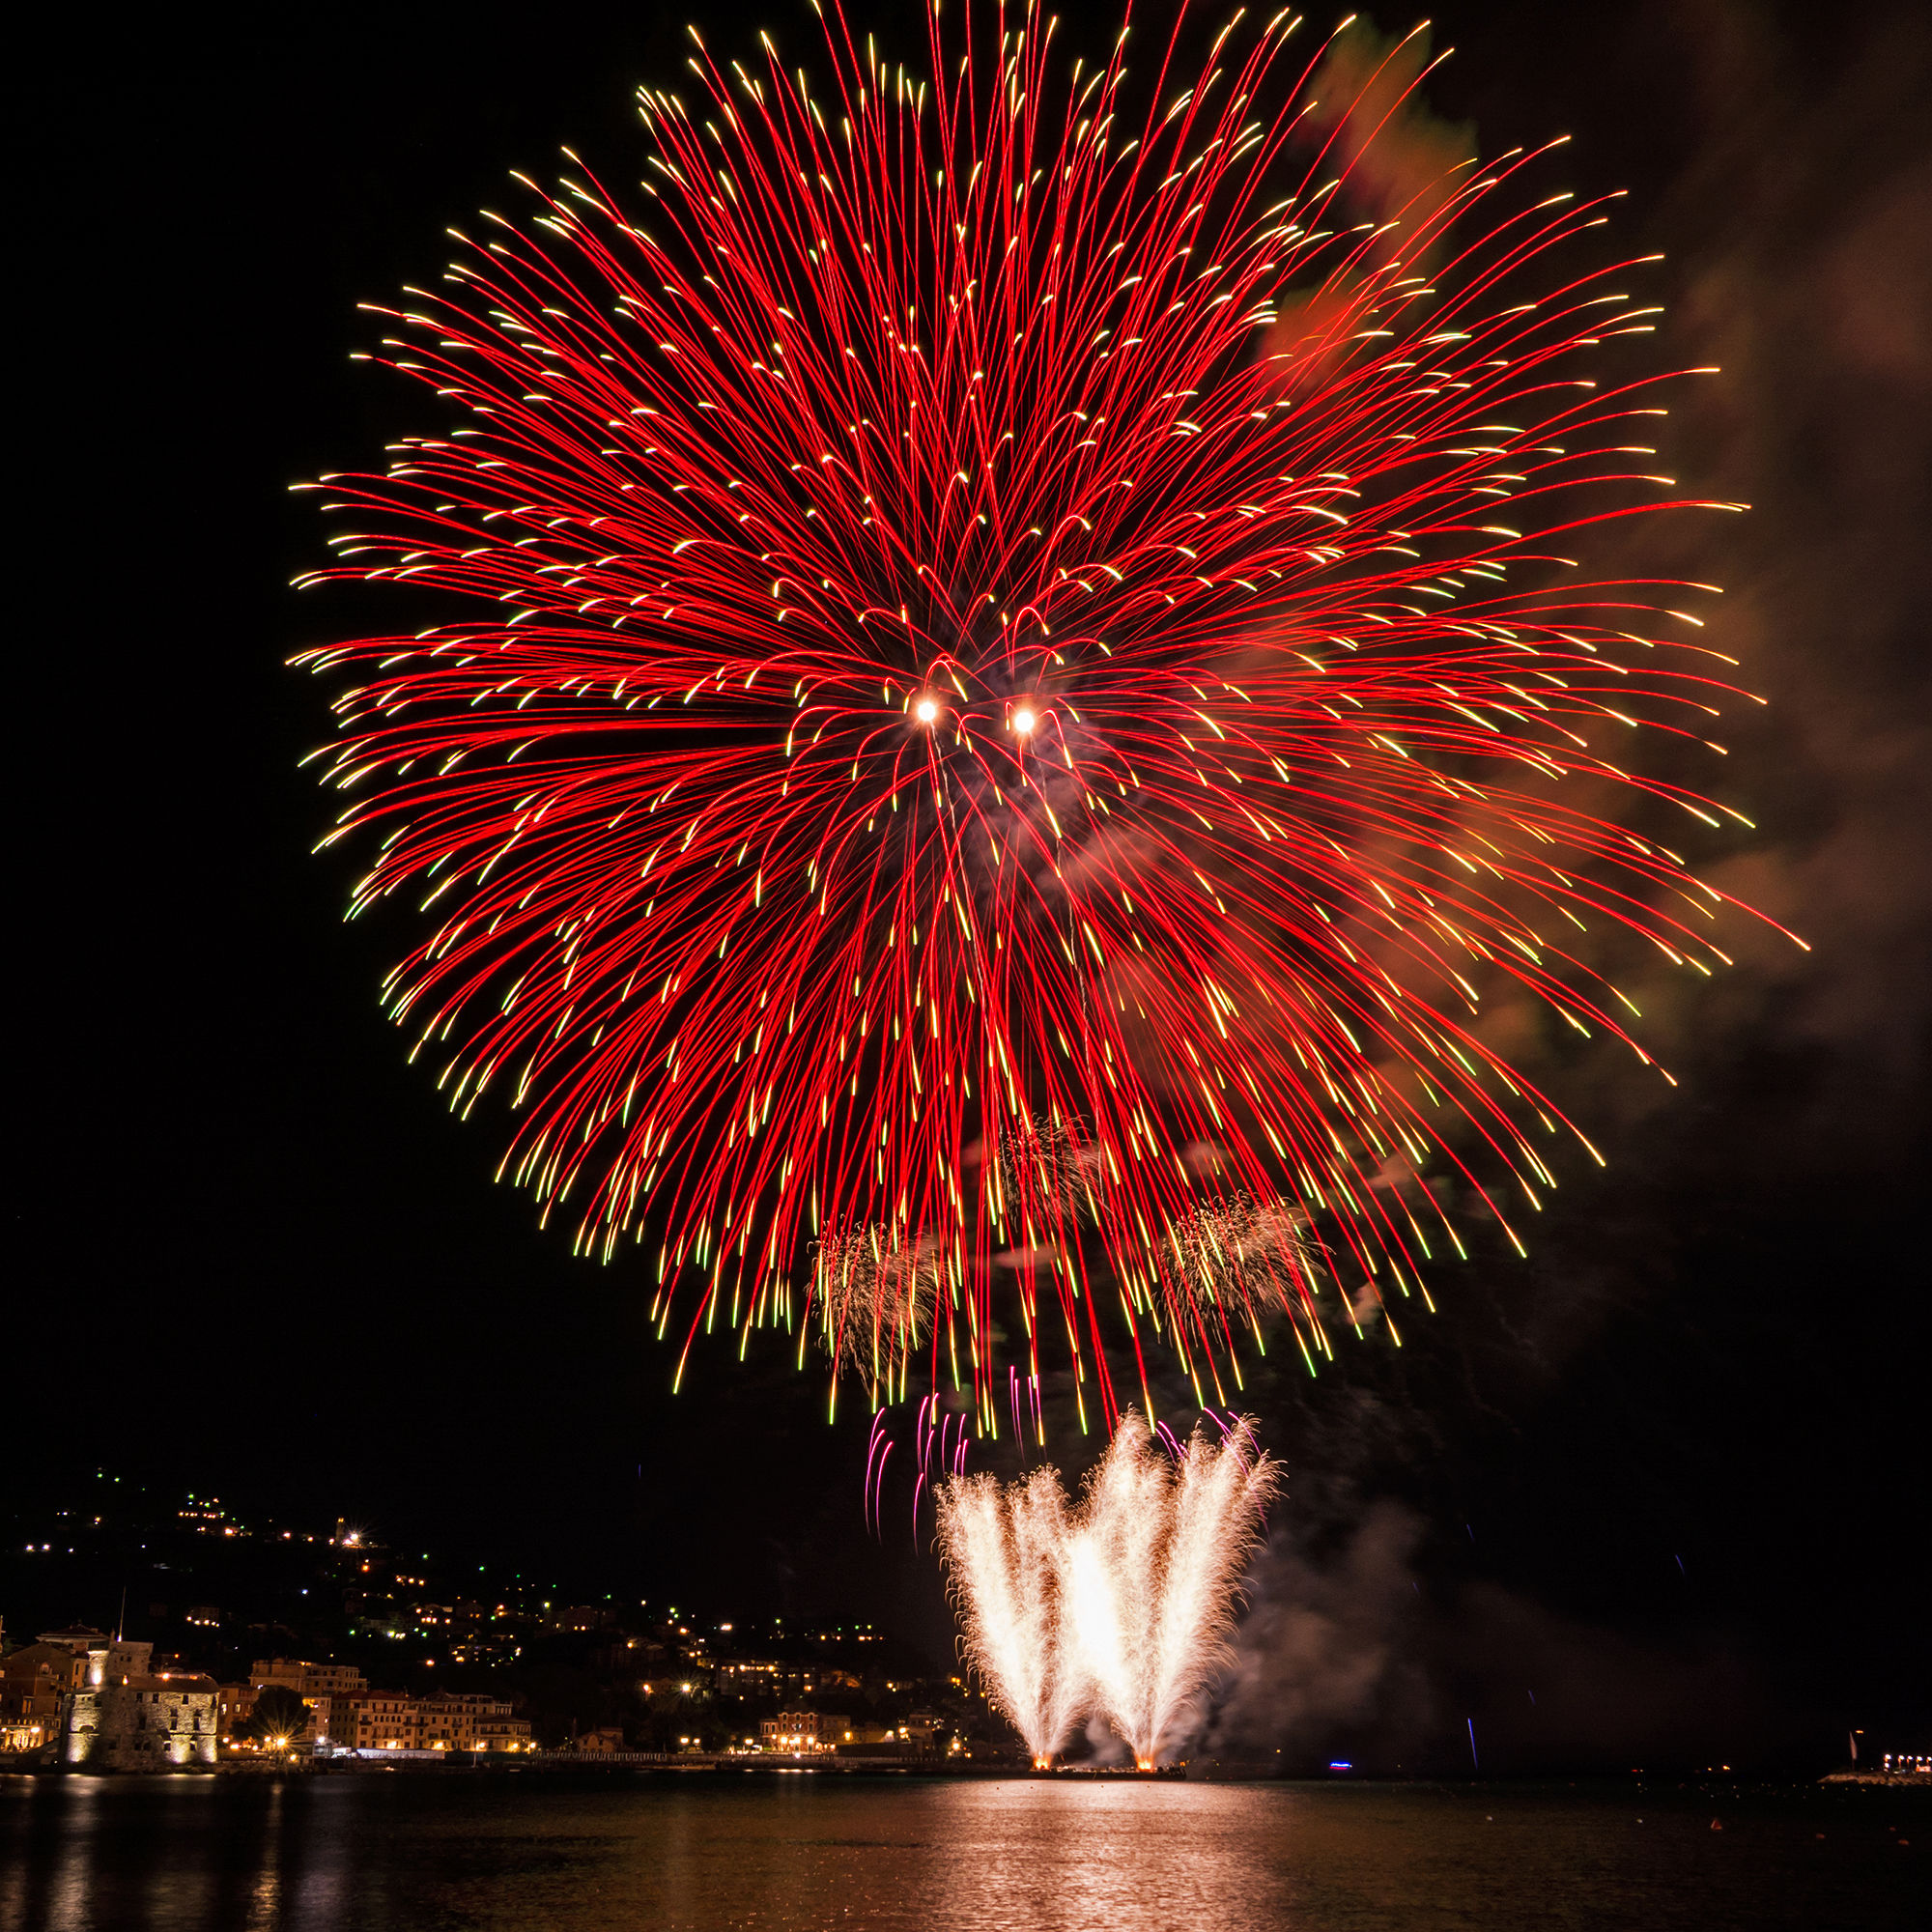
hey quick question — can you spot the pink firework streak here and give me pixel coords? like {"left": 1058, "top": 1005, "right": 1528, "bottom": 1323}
{"left": 297, "top": 2, "right": 1793, "bottom": 1430}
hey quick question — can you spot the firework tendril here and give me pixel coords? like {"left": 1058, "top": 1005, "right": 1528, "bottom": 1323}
{"left": 298, "top": 1, "right": 1783, "bottom": 1429}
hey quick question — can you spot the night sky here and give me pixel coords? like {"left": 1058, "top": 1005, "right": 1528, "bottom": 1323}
{"left": 14, "top": 0, "right": 1928, "bottom": 1773}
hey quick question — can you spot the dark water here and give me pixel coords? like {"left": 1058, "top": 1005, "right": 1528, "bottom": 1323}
{"left": 1, "top": 1772, "right": 1921, "bottom": 1931}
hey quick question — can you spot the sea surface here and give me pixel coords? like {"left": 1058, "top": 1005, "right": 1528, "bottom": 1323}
{"left": 0, "top": 1771, "right": 1920, "bottom": 1931}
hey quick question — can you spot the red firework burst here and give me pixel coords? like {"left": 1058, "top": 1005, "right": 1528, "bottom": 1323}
{"left": 298, "top": 3, "right": 1780, "bottom": 1428}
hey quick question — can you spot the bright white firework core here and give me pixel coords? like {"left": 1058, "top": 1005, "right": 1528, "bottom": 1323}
{"left": 935, "top": 1409, "right": 1277, "bottom": 1768}
{"left": 915, "top": 696, "right": 939, "bottom": 724}
{"left": 1012, "top": 706, "right": 1037, "bottom": 734}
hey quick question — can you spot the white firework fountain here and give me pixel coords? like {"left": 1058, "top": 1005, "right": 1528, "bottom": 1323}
{"left": 936, "top": 1410, "right": 1277, "bottom": 1768}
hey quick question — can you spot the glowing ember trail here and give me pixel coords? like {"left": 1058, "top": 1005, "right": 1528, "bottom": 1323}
{"left": 937, "top": 1411, "right": 1277, "bottom": 1767}
{"left": 298, "top": 0, "right": 1795, "bottom": 1424}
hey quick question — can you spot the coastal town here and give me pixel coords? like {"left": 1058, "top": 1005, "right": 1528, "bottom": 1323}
{"left": 3, "top": 1468, "right": 1012, "bottom": 1770}
{"left": 0, "top": 1629, "right": 538, "bottom": 1768}
{"left": 0, "top": 1624, "right": 982, "bottom": 1770}
{"left": 0, "top": 1476, "right": 1004, "bottom": 1773}
{"left": 6, "top": 1475, "right": 1921, "bottom": 1785}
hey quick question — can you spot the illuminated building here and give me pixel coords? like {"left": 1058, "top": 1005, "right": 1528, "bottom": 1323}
{"left": 239, "top": 1658, "right": 372, "bottom": 1747}
{"left": 57, "top": 1639, "right": 216, "bottom": 1768}
{"left": 419, "top": 1701, "right": 478, "bottom": 1751}
{"left": 215, "top": 1682, "right": 258, "bottom": 1742}
{"left": 1, "top": 1640, "right": 91, "bottom": 1754}
{"left": 547, "top": 1605, "right": 615, "bottom": 1634}
{"left": 14, "top": 1632, "right": 214, "bottom": 1767}
{"left": 333, "top": 1694, "right": 427, "bottom": 1751}
{"left": 326, "top": 1690, "right": 533, "bottom": 1753}
{"left": 251, "top": 1658, "right": 369, "bottom": 1700}
{"left": 759, "top": 1710, "right": 836, "bottom": 1752}
{"left": 456, "top": 1694, "right": 535, "bottom": 1752}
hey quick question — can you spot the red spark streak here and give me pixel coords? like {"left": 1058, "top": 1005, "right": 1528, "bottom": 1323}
{"left": 297, "top": 2, "right": 1783, "bottom": 1430}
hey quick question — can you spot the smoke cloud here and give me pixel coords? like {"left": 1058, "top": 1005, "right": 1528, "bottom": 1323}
{"left": 1187, "top": 5, "right": 1929, "bottom": 1775}
{"left": 1203, "top": 1497, "right": 1763, "bottom": 1771}
{"left": 1662, "top": 0, "right": 1932, "bottom": 1142}
{"left": 1207, "top": 1501, "right": 1433, "bottom": 1760}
